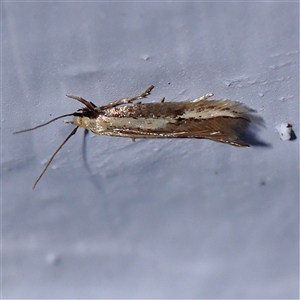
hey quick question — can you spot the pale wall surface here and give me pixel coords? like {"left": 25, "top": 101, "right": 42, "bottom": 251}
{"left": 2, "top": 2, "right": 299, "bottom": 298}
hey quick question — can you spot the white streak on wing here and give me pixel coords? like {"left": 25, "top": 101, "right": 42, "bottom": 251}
{"left": 181, "top": 108, "right": 237, "bottom": 119}
{"left": 100, "top": 116, "right": 171, "bottom": 131}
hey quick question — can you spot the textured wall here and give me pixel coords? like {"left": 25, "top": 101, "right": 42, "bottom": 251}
{"left": 2, "top": 2, "right": 299, "bottom": 298}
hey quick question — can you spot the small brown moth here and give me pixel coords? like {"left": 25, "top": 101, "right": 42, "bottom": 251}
{"left": 14, "top": 85, "right": 261, "bottom": 189}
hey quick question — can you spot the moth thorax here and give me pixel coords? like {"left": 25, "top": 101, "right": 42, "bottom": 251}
{"left": 73, "top": 116, "right": 93, "bottom": 130}
{"left": 73, "top": 115, "right": 106, "bottom": 133}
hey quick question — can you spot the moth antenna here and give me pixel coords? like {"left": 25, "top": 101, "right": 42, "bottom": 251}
{"left": 32, "top": 126, "right": 79, "bottom": 189}
{"left": 13, "top": 113, "right": 75, "bottom": 134}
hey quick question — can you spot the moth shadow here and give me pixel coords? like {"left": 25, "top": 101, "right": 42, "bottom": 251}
{"left": 240, "top": 115, "right": 271, "bottom": 147}
{"left": 82, "top": 129, "right": 104, "bottom": 191}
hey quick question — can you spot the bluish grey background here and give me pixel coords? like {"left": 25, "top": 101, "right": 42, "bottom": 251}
{"left": 2, "top": 1, "right": 299, "bottom": 299}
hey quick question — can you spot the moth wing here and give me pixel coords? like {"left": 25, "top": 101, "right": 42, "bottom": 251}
{"left": 169, "top": 118, "right": 250, "bottom": 146}
{"left": 171, "top": 99, "right": 262, "bottom": 147}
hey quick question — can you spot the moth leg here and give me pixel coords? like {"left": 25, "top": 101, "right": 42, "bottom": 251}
{"left": 66, "top": 94, "right": 97, "bottom": 110}
{"left": 191, "top": 93, "right": 214, "bottom": 102}
{"left": 100, "top": 85, "right": 154, "bottom": 109}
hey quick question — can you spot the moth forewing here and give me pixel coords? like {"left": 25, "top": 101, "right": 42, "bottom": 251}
{"left": 14, "top": 85, "right": 263, "bottom": 189}
{"left": 73, "top": 97, "right": 259, "bottom": 147}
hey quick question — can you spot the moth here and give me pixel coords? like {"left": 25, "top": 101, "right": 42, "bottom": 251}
{"left": 14, "top": 85, "right": 261, "bottom": 189}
